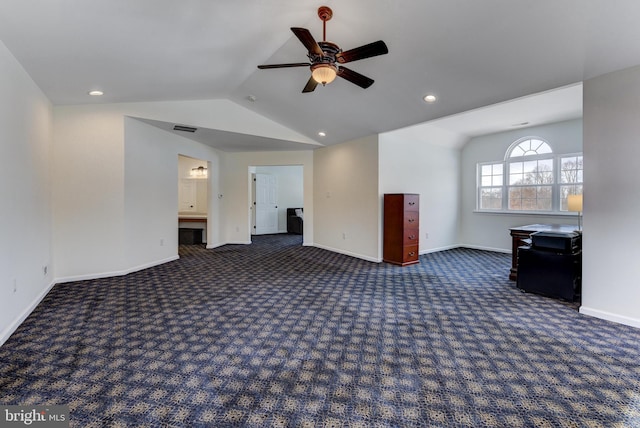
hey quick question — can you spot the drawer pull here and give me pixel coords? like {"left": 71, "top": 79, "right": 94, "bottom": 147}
{"left": 408, "top": 235, "right": 416, "bottom": 240}
{"left": 408, "top": 202, "right": 416, "bottom": 206}
{"left": 408, "top": 252, "right": 416, "bottom": 257}
{"left": 408, "top": 218, "right": 415, "bottom": 223}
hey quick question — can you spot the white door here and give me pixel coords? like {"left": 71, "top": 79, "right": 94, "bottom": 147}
{"left": 254, "top": 174, "right": 278, "bottom": 235}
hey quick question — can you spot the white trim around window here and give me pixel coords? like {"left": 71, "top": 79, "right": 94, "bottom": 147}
{"left": 476, "top": 137, "right": 582, "bottom": 214}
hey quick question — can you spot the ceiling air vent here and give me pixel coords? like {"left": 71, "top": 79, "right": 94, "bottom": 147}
{"left": 173, "top": 125, "right": 197, "bottom": 133}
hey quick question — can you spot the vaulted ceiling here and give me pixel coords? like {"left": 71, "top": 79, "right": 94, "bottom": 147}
{"left": 1, "top": 1, "right": 638, "bottom": 148}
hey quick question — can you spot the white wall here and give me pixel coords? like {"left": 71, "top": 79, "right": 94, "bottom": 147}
{"left": 0, "top": 41, "right": 53, "bottom": 344}
{"left": 314, "top": 135, "right": 380, "bottom": 261}
{"left": 379, "top": 125, "right": 464, "bottom": 255}
{"left": 581, "top": 65, "right": 640, "bottom": 327}
{"left": 52, "top": 108, "right": 127, "bottom": 279}
{"left": 222, "top": 151, "right": 314, "bottom": 245}
{"left": 255, "top": 165, "right": 303, "bottom": 233}
{"left": 460, "top": 119, "right": 583, "bottom": 251}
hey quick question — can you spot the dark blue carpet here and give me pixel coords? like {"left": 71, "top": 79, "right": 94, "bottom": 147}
{"left": 1, "top": 234, "right": 639, "bottom": 427}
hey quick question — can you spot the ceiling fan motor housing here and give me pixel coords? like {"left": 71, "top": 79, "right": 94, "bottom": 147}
{"left": 310, "top": 41, "right": 341, "bottom": 65}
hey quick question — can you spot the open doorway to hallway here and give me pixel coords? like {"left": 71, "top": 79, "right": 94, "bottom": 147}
{"left": 250, "top": 165, "right": 303, "bottom": 237}
{"left": 178, "top": 155, "right": 209, "bottom": 245}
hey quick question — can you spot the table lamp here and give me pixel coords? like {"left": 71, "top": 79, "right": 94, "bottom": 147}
{"left": 567, "top": 194, "right": 583, "bottom": 231}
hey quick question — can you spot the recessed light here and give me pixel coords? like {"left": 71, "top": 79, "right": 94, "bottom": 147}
{"left": 247, "top": 95, "right": 257, "bottom": 102}
{"left": 318, "top": 131, "right": 326, "bottom": 137}
{"left": 88, "top": 90, "right": 104, "bottom": 96}
{"left": 423, "top": 94, "right": 437, "bottom": 103}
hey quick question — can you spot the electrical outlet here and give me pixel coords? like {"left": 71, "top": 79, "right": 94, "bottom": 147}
{"left": 342, "top": 232, "right": 347, "bottom": 240}
{"left": 13, "top": 278, "right": 17, "bottom": 293}
{"left": 160, "top": 238, "right": 164, "bottom": 246}
{"left": 43, "top": 265, "right": 48, "bottom": 276}
{"left": 425, "top": 232, "right": 429, "bottom": 239}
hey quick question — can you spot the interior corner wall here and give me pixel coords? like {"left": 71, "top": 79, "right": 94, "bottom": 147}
{"left": 313, "top": 135, "right": 379, "bottom": 261}
{"left": 0, "top": 40, "right": 53, "bottom": 343}
{"left": 52, "top": 101, "right": 246, "bottom": 281}
{"left": 221, "top": 151, "right": 314, "bottom": 245}
{"left": 52, "top": 107, "right": 127, "bottom": 281}
{"left": 123, "top": 118, "right": 222, "bottom": 271}
{"left": 379, "top": 126, "right": 463, "bottom": 256}
{"left": 581, "top": 65, "right": 640, "bottom": 327}
{"left": 460, "top": 119, "right": 582, "bottom": 252}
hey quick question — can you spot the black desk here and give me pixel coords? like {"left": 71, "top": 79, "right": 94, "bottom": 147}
{"left": 509, "top": 224, "right": 577, "bottom": 281}
{"left": 517, "top": 247, "right": 581, "bottom": 301}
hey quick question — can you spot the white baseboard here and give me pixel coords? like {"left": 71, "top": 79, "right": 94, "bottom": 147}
{"left": 55, "top": 255, "right": 180, "bottom": 284}
{"left": 312, "top": 243, "right": 381, "bottom": 263}
{"left": 206, "top": 242, "right": 226, "bottom": 249}
{"left": 0, "top": 280, "right": 56, "bottom": 348}
{"left": 307, "top": 243, "right": 509, "bottom": 263}
{"left": 419, "top": 244, "right": 460, "bottom": 255}
{"left": 460, "top": 244, "right": 511, "bottom": 254}
{"left": 579, "top": 306, "right": 640, "bottom": 329}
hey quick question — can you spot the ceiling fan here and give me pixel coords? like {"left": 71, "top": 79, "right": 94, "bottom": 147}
{"left": 257, "top": 6, "right": 388, "bottom": 93}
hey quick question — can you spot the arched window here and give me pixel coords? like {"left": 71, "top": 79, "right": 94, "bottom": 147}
{"left": 477, "top": 137, "right": 582, "bottom": 213}
{"left": 507, "top": 138, "right": 552, "bottom": 158}
{"left": 506, "top": 138, "right": 554, "bottom": 211}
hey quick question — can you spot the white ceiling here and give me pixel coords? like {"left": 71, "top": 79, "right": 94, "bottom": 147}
{"left": 425, "top": 83, "right": 583, "bottom": 141}
{"left": 1, "top": 1, "right": 637, "bottom": 149}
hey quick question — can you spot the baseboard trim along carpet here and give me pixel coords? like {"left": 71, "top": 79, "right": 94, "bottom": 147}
{"left": 54, "top": 255, "right": 180, "bottom": 284}
{"left": 0, "top": 280, "right": 55, "bottom": 348}
{"left": 580, "top": 305, "right": 640, "bottom": 329}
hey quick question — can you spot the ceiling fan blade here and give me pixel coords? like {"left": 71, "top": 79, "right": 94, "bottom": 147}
{"left": 336, "top": 40, "right": 388, "bottom": 64}
{"left": 257, "top": 63, "right": 310, "bottom": 69}
{"left": 337, "top": 66, "right": 374, "bottom": 89}
{"left": 302, "top": 76, "right": 318, "bottom": 93}
{"left": 291, "top": 27, "right": 324, "bottom": 57}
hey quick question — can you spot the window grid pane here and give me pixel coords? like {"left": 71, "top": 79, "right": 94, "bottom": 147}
{"left": 480, "top": 188, "right": 502, "bottom": 210}
{"left": 509, "top": 159, "right": 554, "bottom": 186}
{"left": 508, "top": 185, "right": 552, "bottom": 211}
{"left": 479, "top": 162, "right": 504, "bottom": 210}
{"left": 560, "top": 155, "right": 583, "bottom": 211}
{"left": 560, "top": 155, "right": 584, "bottom": 184}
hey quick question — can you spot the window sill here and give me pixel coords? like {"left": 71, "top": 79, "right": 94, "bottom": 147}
{"left": 473, "top": 210, "right": 578, "bottom": 217}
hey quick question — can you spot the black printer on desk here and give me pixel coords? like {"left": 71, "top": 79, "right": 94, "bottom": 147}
{"left": 517, "top": 230, "right": 582, "bottom": 301}
{"left": 530, "top": 230, "right": 581, "bottom": 254}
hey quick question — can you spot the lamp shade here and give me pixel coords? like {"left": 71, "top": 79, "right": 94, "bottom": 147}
{"left": 567, "top": 194, "right": 583, "bottom": 212}
{"left": 311, "top": 64, "right": 337, "bottom": 85}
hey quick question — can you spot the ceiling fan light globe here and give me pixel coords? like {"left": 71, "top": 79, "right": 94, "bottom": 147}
{"left": 311, "top": 64, "right": 337, "bottom": 85}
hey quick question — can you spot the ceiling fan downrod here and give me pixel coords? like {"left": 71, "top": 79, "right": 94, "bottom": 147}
{"left": 317, "top": 6, "right": 333, "bottom": 42}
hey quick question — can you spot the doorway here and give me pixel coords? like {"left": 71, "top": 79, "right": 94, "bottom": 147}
{"left": 250, "top": 165, "right": 303, "bottom": 236}
{"left": 178, "top": 155, "right": 209, "bottom": 244}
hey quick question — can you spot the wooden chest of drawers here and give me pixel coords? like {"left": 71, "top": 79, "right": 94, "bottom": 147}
{"left": 383, "top": 193, "right": 419, "bottom": 266}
